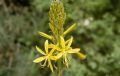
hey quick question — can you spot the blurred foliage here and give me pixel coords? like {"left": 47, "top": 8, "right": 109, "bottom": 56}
{"left": 0, "top": 0, "right": 120, "bottom": 76}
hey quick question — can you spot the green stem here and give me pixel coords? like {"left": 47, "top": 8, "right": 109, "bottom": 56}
{"left": 56, "top": 59, "right": 62, "bottom": 76}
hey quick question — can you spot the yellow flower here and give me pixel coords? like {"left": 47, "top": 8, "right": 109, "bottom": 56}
{"left": 60, "top": 37, "right": 86, "bottom": 60}
{"left": 49, "top": 36, "right": 80, "bottom": 67}
{"left": 33, "top": 40, "right": 57, "bottom": 72}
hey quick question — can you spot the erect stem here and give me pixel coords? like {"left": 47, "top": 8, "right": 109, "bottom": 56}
{"left": 56, "top": 59, "right": 63, "bottom": 76}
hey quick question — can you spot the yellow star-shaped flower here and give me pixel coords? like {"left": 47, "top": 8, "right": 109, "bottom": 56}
{"left": 33, "top": 40, "right": 57, "bottom": 72}
{"left": 49, "top": 36, "right": 83, "bottom": 67}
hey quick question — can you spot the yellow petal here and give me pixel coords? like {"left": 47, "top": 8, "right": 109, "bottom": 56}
{"left": 68, "top": 48, "right": 80, "bottom": 53}
{"left": 63, "top": 23, "right": 76, "bottom": 36}
{"left": 50, "top": 48, "right": 55, "bottom": 55}
{"left": 48, "top": 59, "right": 54, "bottom": 72}
{"left": 45, "top": 40, "right": 49, "bottom": 54}
{"left": 60, "top": 36, "right": 65, "bottom": 48}
{"left": 48, "top": 44, "right": 55, "bottom": 48}
{"left": 39, "top": 32, "right": 52, "bottom": 40}
{"left": 56, "top": 52, "right": 63, "bottom": 59}
{"left": 77, "top": 52, "right": 86, "bottom": 60}
{"left": 33, "top": 56, "right": 46, "bottom": 63}
{"left": 66, "top": 37, "right": 73, "bottom": 49}
{"left": 65, "top": 38, "right": 71, "bottom": 45}
{"left": 50, "top": 56, "right": 58, "bottom": 60}
{"left": 49, "top": 44, "right": 61, "bottom": 51}
{"left": 36, "top": 46, "right": 45, "bottom": 55}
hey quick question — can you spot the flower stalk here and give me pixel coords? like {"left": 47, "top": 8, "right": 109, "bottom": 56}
{"left": 33, "top": 0, "right": 86, "bottom": 75}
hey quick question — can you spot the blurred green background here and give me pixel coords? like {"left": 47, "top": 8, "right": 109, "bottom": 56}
{"left": 0, "top": 0, "right": 120, "bottom": 76}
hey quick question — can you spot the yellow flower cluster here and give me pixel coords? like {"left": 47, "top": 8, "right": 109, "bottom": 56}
{"left": 33, "top": 0, "right": 86, "bottom": 72}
